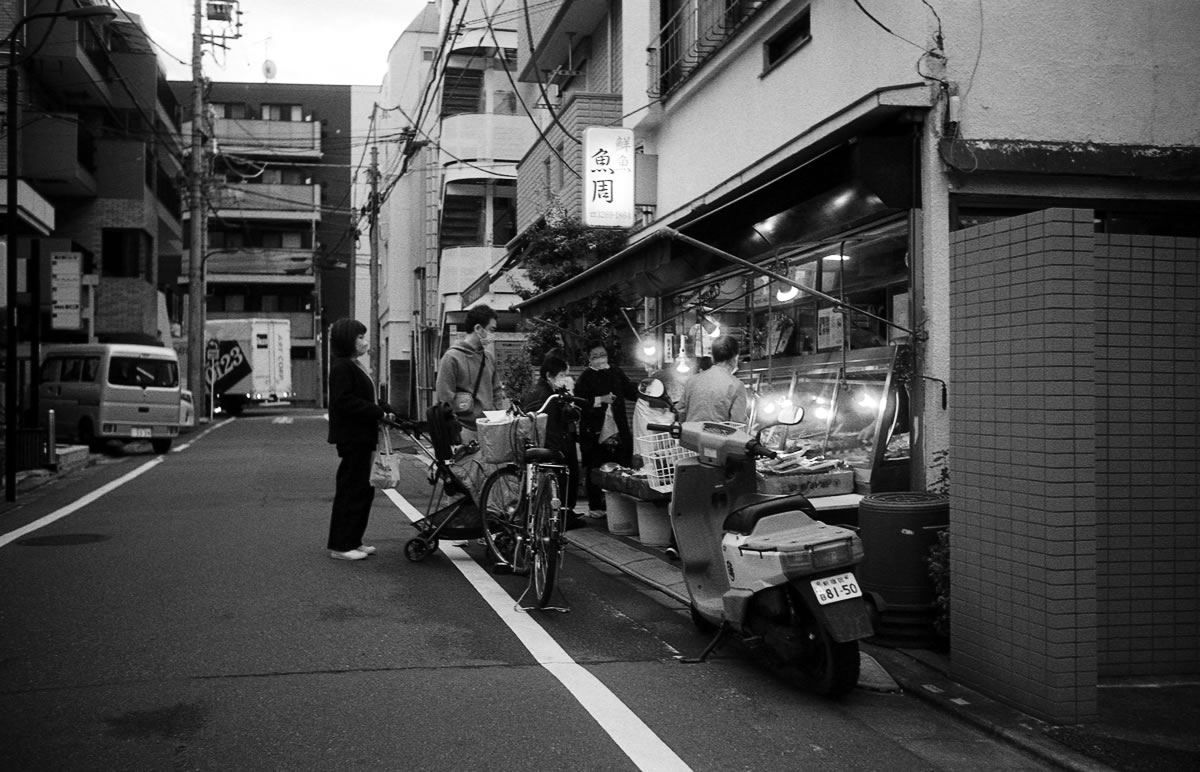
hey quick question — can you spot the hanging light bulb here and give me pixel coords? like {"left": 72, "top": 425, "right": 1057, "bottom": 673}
{"left": 642, "top": 338, "right": 658, "bottom": 357}
{"left": 776, "top": 284, "right": 799, "bottom": 302}
{"left": 676, "top": 357, "right": 691, "bottom": 373}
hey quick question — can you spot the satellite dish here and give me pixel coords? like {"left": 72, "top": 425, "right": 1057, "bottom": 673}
{"left": 262, "top": 59, "right": 277, "bottom": 80}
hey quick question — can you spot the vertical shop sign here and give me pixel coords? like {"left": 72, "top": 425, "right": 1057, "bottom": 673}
{"left": 582, "top": 127, "right": 635, "bottom": 227}
{"left": 51, "top": 251, "right": 82, "bottom": 330}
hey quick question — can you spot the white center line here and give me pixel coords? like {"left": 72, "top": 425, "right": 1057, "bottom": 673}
{"left": 383, "top": 488, "right": 692, "bottom": 772}
{"left": 0, "top": 458, "right": 164, "bottom": 549}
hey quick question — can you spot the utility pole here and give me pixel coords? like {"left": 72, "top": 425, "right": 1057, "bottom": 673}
{"left": 368, "top": 144, "right": 381, "bottom": 391}
{"left": 186, "top": 0, "right": 206, "bottom": 417}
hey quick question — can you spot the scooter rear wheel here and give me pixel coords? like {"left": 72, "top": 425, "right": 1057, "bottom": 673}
{"left": 800, "top": 627, "right": 860, "bottom": 698}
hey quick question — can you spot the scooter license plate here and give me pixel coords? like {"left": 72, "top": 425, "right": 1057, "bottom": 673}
{"left": 811, "top": 573, "right": 862, "bottom": 605}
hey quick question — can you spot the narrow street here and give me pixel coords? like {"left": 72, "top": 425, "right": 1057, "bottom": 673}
{"left": 0, "top": 409, "right": 1053, "bottom": 770}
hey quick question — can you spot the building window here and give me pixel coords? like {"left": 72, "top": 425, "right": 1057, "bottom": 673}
{"left": 493, "top": 90, "right": 517, "bottom": 115}
{"left": 101, "top": 228, "right": 149, "bottom": 278}
{"left": 422, "top": 47, "right": 437, "bottom": 61}
{"left": 763, "top": 7, "right": 811, "bottom": 73}
{"left": 262, "top": 104, "right": 303, "bottom": 121}
{"left": 212, "top": 102, "right": 248, "bottom": 119}
{"left": 442, "top": 67, "right": 485, "bottom": 116}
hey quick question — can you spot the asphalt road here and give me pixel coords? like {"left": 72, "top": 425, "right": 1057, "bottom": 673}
{"left": 0, "top": 408, "right": 1054, "bottom": 771}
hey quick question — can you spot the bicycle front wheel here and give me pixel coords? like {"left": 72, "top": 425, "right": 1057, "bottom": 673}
{"left": 480, "top": 465, "right": 523, "bottom": 567}
{"left": 530, "top": 471, "right": 563, "bottom": 608}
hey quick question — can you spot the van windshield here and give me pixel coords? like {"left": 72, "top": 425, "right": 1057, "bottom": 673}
{"left": 108, "top": 357, "right": 179, "bottom": 388}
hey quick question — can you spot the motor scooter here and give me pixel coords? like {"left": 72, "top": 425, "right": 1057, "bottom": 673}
{"left": 642, "top": 379, "right": 873, "bottom": 697}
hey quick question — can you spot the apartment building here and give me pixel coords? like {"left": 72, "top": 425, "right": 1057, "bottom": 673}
{"left": 171, "top": 81, "right": 357, "bottom": 405}
{"left": 2, "top": 0, "right": 182, "bottom": 439}
{"left": 373, "top": 1, "right": 534, "bottom": 415}
{"left": 510, "top": 0, "right": 1200, "bottom": 723}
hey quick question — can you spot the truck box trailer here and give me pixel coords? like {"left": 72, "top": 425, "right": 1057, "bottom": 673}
{"left": 205, "top": 318, "right": 292, "bottom": 415}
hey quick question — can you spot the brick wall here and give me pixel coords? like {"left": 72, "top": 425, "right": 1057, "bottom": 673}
{"left": 1095, "top": 232, "right": 1200, "bottom": 676}
{"left": 96, "top": 277, "right": 157, "bottom": 337}
{"left": 515, "top": 93, "right": 622, "bottom": 231}
{"left": 950, "top": 208, "right": 1099, "bottom": 723}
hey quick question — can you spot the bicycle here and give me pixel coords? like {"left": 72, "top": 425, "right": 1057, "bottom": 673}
{"left": 478, "top": 391, "right": 579, "bottom": 608}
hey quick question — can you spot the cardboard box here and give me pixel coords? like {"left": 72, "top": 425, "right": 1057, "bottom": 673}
{"left": 758, "top": 469, "right": 855, "bottom": 497}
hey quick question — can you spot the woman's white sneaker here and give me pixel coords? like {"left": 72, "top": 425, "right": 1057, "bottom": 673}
{"left": 329, "top": 549, "right": 369, "bottom": 561}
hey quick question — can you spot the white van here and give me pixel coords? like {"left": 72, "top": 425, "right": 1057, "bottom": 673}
{"left": 39, "top": 343, "right": 183, "bottom": 453}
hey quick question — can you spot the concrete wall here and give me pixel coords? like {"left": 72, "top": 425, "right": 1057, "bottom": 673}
{"left": 632, "top": 0, "right": 1200, "bottom": 214}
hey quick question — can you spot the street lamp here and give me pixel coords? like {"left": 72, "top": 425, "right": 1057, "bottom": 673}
{"left": 5, "top": 4, "right": 118, "bottom": 501}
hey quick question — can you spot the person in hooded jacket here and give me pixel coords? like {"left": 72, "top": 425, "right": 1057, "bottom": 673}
{"left": 326, "top": 318, "right": 395, "bottom": 561}
{"left": 434, "top": 304, "right": 506, "bottom": 442}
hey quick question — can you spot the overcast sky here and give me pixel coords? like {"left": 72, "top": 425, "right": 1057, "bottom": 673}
{"left": 114, "top": 0, "right": 431, "bottom": 86}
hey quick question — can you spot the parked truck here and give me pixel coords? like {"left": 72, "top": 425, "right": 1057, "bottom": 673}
{"left": 205, "top": 318, "right": 292, "bottom": 415}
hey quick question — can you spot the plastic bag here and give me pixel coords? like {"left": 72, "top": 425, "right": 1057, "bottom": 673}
{"left": 369, "top": 427, "right": 403, "bottom": 489}
{"left": 598, "top": 404, "right": 620, "bottom": 445}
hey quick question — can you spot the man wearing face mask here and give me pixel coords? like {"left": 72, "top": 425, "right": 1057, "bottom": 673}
{"left": 435, "top": 304, "right": 506, "bottom": 442}
{"left": 677, "top": 334, "right": 749, "bottom": 425}
{"left": 574, "top": 339, "right": 638, "bottom": 517}
{"left": 522, "top": 354, "right": 581, "bottom": 512}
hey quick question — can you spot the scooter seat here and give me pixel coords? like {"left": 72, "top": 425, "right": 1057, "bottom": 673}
{"left": 723, "top": 493, "right": 818, "bottom": 535}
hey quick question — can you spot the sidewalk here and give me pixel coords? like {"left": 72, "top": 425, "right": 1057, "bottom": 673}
{"left": 566, "top": 522, "right": 1200, "bottom": 772}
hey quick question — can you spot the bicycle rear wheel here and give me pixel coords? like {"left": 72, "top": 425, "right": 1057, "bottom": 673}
{"left": 480, "top": 466, "right": 523, "bottom": 567}
{"left": 531, "top": 472, "right": 563, "bottom": 608}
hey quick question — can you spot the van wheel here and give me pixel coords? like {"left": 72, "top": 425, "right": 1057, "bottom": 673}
{"left": 151, "top": 438, "right": 173, "bottom": 454}
{"left": 78, "top": 420, "right": 101, "bottom": 452}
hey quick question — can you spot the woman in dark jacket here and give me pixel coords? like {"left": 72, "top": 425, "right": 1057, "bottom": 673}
{"left": 573, "top": 339, "right": 638, "bottom": 514}
{"left": 326, "top": 318, "right": 394, "bottom": 560}
{"left": 521, "top": 354, "right": 580, "bottom": 510}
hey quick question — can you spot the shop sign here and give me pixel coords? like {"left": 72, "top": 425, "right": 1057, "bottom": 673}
{"left": 461, "top": 272, "right": 490, "bottom": 307}
{"left": 51, "top": 251, "right": 82, "bottom": 330}
{"left": 582, "top": 127, "right": 635, "bottom": 228}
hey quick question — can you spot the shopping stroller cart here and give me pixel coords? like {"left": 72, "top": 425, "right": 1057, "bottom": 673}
{"left": 389, "top": 403, "right": 486, "bottom": 562}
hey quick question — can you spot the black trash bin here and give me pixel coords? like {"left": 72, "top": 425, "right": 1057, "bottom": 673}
{"left": 857, "top": 491, "right": 949, "bottom": 646}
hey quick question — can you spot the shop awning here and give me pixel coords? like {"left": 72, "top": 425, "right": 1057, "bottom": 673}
{"left": 514, "top": 83, "right": 931, "bottom": 318}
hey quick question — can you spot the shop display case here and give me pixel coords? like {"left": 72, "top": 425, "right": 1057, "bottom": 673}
{"left": 746, "top": 345, "right": 911, "bottom": 494}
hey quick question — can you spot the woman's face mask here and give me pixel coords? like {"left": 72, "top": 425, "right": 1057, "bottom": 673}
{"left": 588, "top": 350, "right": 609, "bottom": 370}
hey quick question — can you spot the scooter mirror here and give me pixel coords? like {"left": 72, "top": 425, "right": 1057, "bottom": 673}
{"left": 638, "top": 377, "right": 665, "bottom": 399}
{"left": 755, "top": 395, "right": 805, "bottom": 427}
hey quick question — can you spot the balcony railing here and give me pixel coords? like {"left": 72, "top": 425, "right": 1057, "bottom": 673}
{"left": 210, "top": 117, "right": 322, "bottom": 158}
{"left": 649, "top": 0, "right": 773, "bottom": 99}
{"left": 210, "top": 183, "right": 321, "bottom": 222}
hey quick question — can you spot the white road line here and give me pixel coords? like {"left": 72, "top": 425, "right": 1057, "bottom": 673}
{"left": 0, "top": 458, "right": 164, "bottom": 549}
{"left": 172, "top": 416, "right": 234, "bottom": 452}
{"left": 383, "top": 488, "right": 692, "bottom": 772}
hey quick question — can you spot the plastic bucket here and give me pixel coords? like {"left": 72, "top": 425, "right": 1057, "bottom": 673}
{"left": 635, "top": 501, "right": 672, "bottom": 547}
{"left": 605, "top": 491, "right": 638, "bottom": 536}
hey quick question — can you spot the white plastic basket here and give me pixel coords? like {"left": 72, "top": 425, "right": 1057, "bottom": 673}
{"left": 636, "top": 431, "right": 677, "bottom": 458}
{"left": 645, "top": 445, "right": 697, "bottom": 492}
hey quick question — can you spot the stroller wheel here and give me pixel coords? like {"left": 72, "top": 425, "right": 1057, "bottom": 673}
{"left": 404, "top": 537, "right": 437, "bottom": 562}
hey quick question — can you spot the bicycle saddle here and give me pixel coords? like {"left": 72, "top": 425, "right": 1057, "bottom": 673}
{"left": 521, "top": 447, "right": 564, "bottom": 464}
